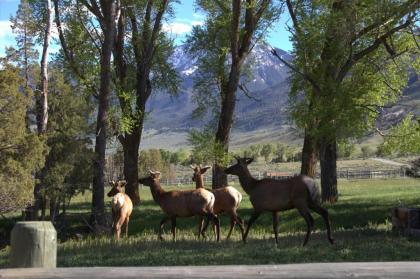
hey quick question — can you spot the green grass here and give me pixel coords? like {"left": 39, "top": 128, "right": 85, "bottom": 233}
{"left": 1, "top": 179, "right": 420, "bottom": 267}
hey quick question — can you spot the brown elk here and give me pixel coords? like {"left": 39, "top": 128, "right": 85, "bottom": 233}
{"left": 107, "top": 180, "right": 133, "bottom": 240}
{"left": 224, "top": 157, "right": 334, "bottom": 246}
{"left": 138, "top": 170, "right": 220, "bottom": 241}
{"left": 191, "top": 165, "right": 244, "bottom": 240}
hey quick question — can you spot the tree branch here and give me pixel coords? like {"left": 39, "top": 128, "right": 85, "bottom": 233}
{"left": 271, "top": 48, "right": 321, "bottom": 92}
{"left": 286, "top": 0, "right": 300, "bottom": 34}
{"left": 338, "top": 18, "right": 413, "bottom": 81}
{"left": 238, "top": 83, "right": 261, "bottom": 102}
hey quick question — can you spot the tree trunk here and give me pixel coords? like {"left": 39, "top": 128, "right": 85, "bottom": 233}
{"left": 213, "top": 71, "right": 239, "bottom": 188}
{"left": 320, "top": 138, "right": 338, "bottom": 203}
{"left": 121, "top": 128, "right": 141, "bottom": 205}
{"left": 301, "top": 130, "right": 318, "bottom": 178}
{"left": 91, "top": 1, "right": 117, "bottom": 226}
{"left": 37, "top": 0, "right": 52, "bottom": 134}
{"left": 31, "top": 0, "right": 52, "bottom": 221}
{"left": 212, "top": 164, "right": 228, "bottom": 189}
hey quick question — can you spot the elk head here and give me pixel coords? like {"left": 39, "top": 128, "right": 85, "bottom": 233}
{"left": 138, "top": 170, "right": 161, "bottom": 187}
{"left": 190, "top": 164, "right": 211, "bottom": 182}
{"left": 224, "top": 156, "right": 254, "bottom": 175}
{"left": 107, "top": 180, "right": 127, "bottom": 197}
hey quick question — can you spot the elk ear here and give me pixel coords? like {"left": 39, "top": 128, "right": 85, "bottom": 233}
{"left": 201, "top": 166, "right": 211, "bottom": 174}
{"left": 109, "top": 181, "right": 115, "bottom": 186}
{"left": 190, "top": 164, "right": 196, "bottom": 170}
{"left": 154, "top": 171, "right": 161, "bottom": 179}
{"left": 246, "top": 158, "right": 254, "bottom": 164}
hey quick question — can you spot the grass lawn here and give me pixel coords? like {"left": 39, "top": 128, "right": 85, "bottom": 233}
{"left": 1, "top": 178, "right": 420, "bottom": 267}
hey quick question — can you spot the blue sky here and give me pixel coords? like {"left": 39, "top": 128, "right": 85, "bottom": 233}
{"left": 0, "top": 0, "right": 292, "bottom": 58}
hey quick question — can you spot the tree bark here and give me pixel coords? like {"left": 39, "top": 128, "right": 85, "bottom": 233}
{"left": 211, "top": 0, "right": 270, "bottom": 188}
{"left": 36, "top": 0, "right": 52, "bottom": 134}
{"left": 116, "top": 2, "right": 168, "bottom": 201}
{"left": 91, "top": 1, "right": 117, "bottom": 226}
{"left": 120, "top": 128, "right": 141, "bottom": 205}
{"left": 300, "top": 130, "right": 318, "bottom": 178}
{"left": 320, "top": 138, "right": 338, "bottom": 203}
{"left": 28, "top": 0, "right": 52, "bottom": 221}
{"left": 213, "top": 69, "right": 240, "bottom": 188}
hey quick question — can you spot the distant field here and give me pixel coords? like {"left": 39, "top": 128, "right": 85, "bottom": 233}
{"left": 1, "top": 178, "right": 420, "bottom": 267}
{"left": 167, "top": 158, "right": 409, "bottom": 180}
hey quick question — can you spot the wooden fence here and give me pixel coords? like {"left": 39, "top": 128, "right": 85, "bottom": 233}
{"left": 150, "top": 168, "right": 408, "bottom": 187}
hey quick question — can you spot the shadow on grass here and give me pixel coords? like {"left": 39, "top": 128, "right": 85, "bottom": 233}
{"left": 54, "top": 228, "right": 420, "bottom": 267}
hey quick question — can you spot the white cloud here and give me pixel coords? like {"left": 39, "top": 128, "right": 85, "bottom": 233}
{"left": 162, "top": 19, "right": 204, "bottom": 35}
{"left": 0, "top": 20, "right": 13, "bottom": 39}
{"left": 191, "top": 20, "right": 203, "bottom": 26}
{"left": 162, "top": 22, "right": 192, "bottom": 35}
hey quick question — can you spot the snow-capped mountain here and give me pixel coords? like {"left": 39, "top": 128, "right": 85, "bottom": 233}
{"left": 145, "top": 44, "right": 292, "bottom": 132}
{"left": 140, "top": 43, "right": 419, "bottom": 149}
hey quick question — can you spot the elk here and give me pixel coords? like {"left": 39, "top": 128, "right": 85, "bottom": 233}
{"left": 107, "top": 180, "right": 133, "bottom": 240}
{"left": 138, "top": 170, "right": 220, "bottom": 241}
{"left": 191, "top": 165, "right": 244, "bottom": 240}
{"left": 224, "top": 157, "right": 334, "bottom": 246}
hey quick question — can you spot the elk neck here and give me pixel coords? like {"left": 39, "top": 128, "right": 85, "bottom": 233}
{"left": 195, "top": 175, "right": 205, "bottom": 189}
{"left": 149, "top": 180, "right": 165, "bottom": 204}
{"left": 237, "top": 167, "right": 257, "bottom": 194}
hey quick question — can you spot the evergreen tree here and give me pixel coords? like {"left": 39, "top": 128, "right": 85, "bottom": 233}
{"left": 0, "top": 63, "right": 45, "bottom": 214}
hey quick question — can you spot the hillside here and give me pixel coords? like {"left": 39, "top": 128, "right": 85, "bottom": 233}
{"left": 140, "top": 44, "right": 419, "bottom": 150}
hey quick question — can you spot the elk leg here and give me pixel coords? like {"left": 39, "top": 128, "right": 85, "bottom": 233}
{"left": 197, "top": 216, "right": 205, "bottom": 239}
{"left": 310, "top": 204, "right": 334, "bottom": 244}
{"left": 298, "top": 208, "right": 314, "bottom": 246}
{"left": 115, "top": 214, "right": 126, "bottom": 240}
{"left": 124, "top": 217, "right": 129, "bottom": 238}
{"left": 171, "top": 217, "right": 177, "bottom": 241}
{"left": 235, "top": 214, "right": 245, "bottom": 241}
{"left": 226, "top": 215, "right": 236, "bottom": 240}
{"left": 201, "top": 215, "right": 210, "bottom": 238}
{"left": 243, "top": 211, "right": 261, "bottom": 244}
{"left": 272, "top": 211, "right": 279, "bottom": 244}
{"left": 159, "top": 216, "right": 171, "bottom": 241}
{"left": 208, "top": 213, "right": 220, "bottom": 242}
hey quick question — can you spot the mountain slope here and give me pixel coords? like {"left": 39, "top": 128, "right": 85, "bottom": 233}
{"left": 140, "top": 44, "right": 419, "bottom": 150}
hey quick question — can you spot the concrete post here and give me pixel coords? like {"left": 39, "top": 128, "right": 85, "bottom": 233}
{"left": 10, "top": 221, "right": 57, "bottom": 268}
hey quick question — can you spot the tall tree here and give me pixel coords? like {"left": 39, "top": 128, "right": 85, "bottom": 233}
{"left": 54, "top": 0, "right": 119, "bottom": 225}
{"left": 36, "top": 0, "right": 53, "bottom": 134}
{"left": 113, "top": 0, "right": 178, "bottom": 204}
{"left": 40, "top": 64, "right": 93, "bottom": 222}
{"left": 0, "top": 62, "right": 45, "bottom": 215}
{"left": 10, "top": 0, "right": 38, "bottom": 90}
{"left": 278, "top": 0, "right": 419, "bottom": 202}
{"left": 84, "top": 0, "right": 119, "bottom": 226}
{"left": 188, "top": 0, "right": 281, "bottom": 188}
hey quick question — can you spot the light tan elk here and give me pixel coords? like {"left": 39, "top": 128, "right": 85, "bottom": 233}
{"left": 138, "top": 170, "right": 220, "bottom": 241}
{"left": 107, "top": 180, "right": 133, "bottom": 240}
{"left": 224, "top": 157, "right": 334, "bottom": 246}
{"left": 191, "top": 165, "right": 244, "bottom": 240}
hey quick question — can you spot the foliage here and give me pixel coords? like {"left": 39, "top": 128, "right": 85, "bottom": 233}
{"left": 287, "top": 0, "right": 419, "bottom": 144}
{"left": 8, "top": 0, "right": 39, "bottom": 88}
{"left": 138, "top": 149, "right": 175, "bottom": 180}
{"left": 260, "top": 143, "right": 274, "bottom": 163}
{"left": 0, "top": 63, "right": 46, "bottom": 214}
{"left": 337, "top": 141, "right": 356, "bottom": 159}
{"left": 361, "top": 146, "right": 375, "bottom": 160}
{"left": 39, "top": 65, "right": 94, "bottom": 216}
{"left": 187, "top": 129, "right": 230, "bottom": 166}
{"left": 379, "top": 114, "right": 420, "bottom": 156}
